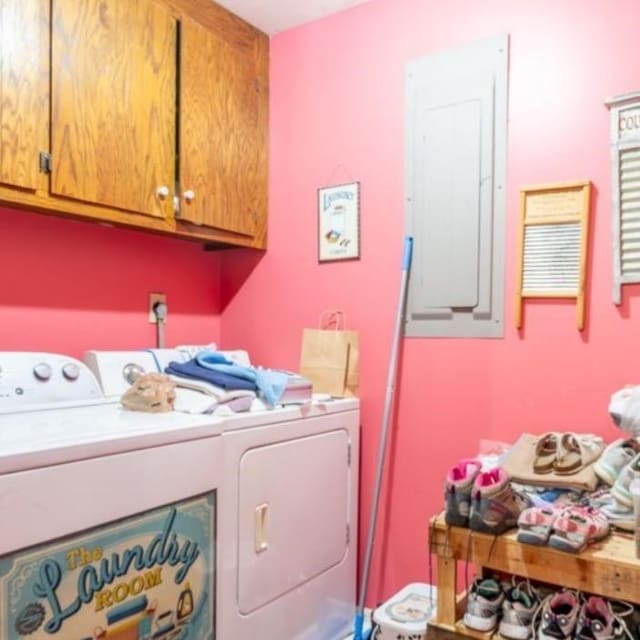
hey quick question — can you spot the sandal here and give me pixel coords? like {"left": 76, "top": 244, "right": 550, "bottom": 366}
{"left": 533, "top": 433, "right": 558, "bottom": 474}
{"left": 548, "top": 505, "right": 609, "bottom": 553}
{"left": 554, "top": 433, "right": 604, "bottom": 475}
{"left": 517, "top": 505, "right": 565, "bottom": 545}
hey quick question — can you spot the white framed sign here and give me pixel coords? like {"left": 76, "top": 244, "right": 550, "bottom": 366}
{"left": 605, "top": 91, "right": 640, "bottom": 304}
{"left": 317, "top": 182, "right": 360, "bottom": 262}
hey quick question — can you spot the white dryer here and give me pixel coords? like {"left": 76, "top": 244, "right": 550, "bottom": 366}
{"left": 219, "top": 400, "right": 359, "bottom": 640}
{"left": 85, "top": 349, "right": 360, "bottom": 640}
{"left": 0, "top": 353, "right": 223, "bottom": 640}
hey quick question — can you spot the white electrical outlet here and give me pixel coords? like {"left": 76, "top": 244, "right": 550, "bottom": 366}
{"left": 148, "top": 293, "right": 167, "bottom": 323}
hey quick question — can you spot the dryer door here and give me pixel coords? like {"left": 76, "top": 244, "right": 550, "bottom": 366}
{"left": 237, "top": 429, "right": 350, "bottom": 614}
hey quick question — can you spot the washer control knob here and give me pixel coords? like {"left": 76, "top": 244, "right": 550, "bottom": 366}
{"left": 123, "top": 363, "right": 145, "bottom": 385}
{"left": 33, "top": 362, "right": 52, "bottom": 381}
{"left": 62, "top": 362, "right": 80, "bottom": 381}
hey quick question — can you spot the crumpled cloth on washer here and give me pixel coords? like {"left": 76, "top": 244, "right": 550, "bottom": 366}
{"left": 121, "top": 372, "right": 175, "bottom": 413}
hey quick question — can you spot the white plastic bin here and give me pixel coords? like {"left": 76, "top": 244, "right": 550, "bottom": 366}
{"left": 372, "top": 582, "right": 437, "bottom": 640}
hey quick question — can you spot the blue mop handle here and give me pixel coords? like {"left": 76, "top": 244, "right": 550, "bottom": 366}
{"left": 353, "top": 235, "right": 413, "bottom": 640}
{"left": 402, "top": 236, "right": 413, "bottom": 271}
{"left": 354, "top": 612, "right": 366, "bottom": 640}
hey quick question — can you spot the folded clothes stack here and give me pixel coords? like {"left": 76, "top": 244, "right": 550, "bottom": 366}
{"left": 166, "top": 351, "right": 289, "bottom": 406}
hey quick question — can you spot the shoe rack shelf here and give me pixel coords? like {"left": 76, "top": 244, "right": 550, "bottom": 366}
{"left": 427, "top": 513, "right": 639, "bottom": 639}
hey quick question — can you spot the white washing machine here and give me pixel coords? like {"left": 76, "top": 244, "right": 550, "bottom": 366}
{"left": 0, "top": 352, "right": 224, "bottom": 640}
{"left": 85, "top": 349, "right": 360, "bottom": 640}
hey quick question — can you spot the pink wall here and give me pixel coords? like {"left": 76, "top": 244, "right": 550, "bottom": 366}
{"left": 221, "top": 0, "right": 640, "bottom": 604}
{"left": 3, "top": 0, "right": 640, "bottom": 610}
{"left": 0, "top": 206, "right": 222, "bottom": 358}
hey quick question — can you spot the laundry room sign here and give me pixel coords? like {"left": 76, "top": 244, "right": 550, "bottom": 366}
{"left": 317, "top": 181, "right": 360, "bottom": 262}
{"left": 0, "top": 493, "right": 215, "bottom": 640}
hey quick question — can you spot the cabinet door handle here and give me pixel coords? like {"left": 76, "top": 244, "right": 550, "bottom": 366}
{"left": 254, "top": 503, "right": 268, "bottom": 553}
{"left": 183, "top": 189, "right": 195, "bottom": 202}
{"left": 156, "top": 185, "right": 170, "bottom": 199}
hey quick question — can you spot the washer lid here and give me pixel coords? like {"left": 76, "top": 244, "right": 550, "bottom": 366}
{"left": 0, "top": 403, "right": 223, "bottom": 474}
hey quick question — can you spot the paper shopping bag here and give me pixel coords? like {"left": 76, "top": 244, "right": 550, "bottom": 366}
{"left": 343, "top": 330, "right": 359, "bottom": 397}
{"left": 300, "top": 328, "right": 359, "bottom": 397}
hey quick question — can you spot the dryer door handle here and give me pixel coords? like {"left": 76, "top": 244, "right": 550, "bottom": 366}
{"left": 254, "top": 503, "right": 269, "bottom": 553}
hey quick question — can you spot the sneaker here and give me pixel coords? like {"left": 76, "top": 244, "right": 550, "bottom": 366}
{"left": 594, "top": 439, "right": 640, "bottom": 486}
{"left": 610, "top": 452, "right": 640, "bottom": 507}
{"left": 517, "top": 506, "right": 566, "bottom": 546}
{"left": 444, "top": 459, "right": 482, "bottom": 527}
{"left": 548, "top": 506, "right": 610, "bottom": 553}
{"left": 463, "top": 578, "right": 504, "bottom": 632}
{"left": 499, "top": 582, "right": 539, "bottom": 639}
{"left": 575, "top": 596, "right": 634, "bottom": 640}
{"left": 594, "top": 493, "right": 635, "bottom": 532}
{"left": 469, "top": 468, "right": 530, "bottom": 534}
{"left": 536, "top": 590, "right": 580, "bottom": 640}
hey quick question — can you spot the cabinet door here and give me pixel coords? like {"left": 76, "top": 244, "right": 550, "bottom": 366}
{"left": 179, "top": 16, "right": 267, "bottom": 235}
{"left": 0, "top": 0, "right": 49, "bottom": 191}
{"left": 51, "top": 0, "right": 176, "bottom": 219}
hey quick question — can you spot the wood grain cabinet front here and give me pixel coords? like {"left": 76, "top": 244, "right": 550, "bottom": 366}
{"left": 177, "top": 13, "right": 267, "bottom": 246}
{"left": 51, "top": 0, "right": 177, "bottom": 221}
{"left": 0, "top": 0, "right": 268, "bottom": 249}
{"left": 0, "top": 0, "right": 49, "bottom": 193}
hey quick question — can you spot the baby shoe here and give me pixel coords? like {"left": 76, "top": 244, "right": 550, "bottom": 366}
{"left": 463, "top": 578, "right": 504, "bottom": 632}
{"left": 594, "top": 438, "right": 640, "bottom": 486}
{"left": 575, "top": 596, "right": 634, "bottom": 640}
{"left": 517, "top": 505, "right": 566, "bottom": 546}
{"left": 499, "top": 581, "right": 539, "bottom": 640}
{"left": 444, "top": 459, "right": 482, "bottom": 526}
{"left": 593, "top": 492, "right": 635, "bottom": 532}
{"left": 553, "top": 433, "right": 604, "bottom": 475}
{"left": 610, "top": 452, "right": 640, "bottom": 508}
{"left": 469, "top": 468, "right": 530, "bottom": 535}
{"left": 548, "top": 506, "right": 609, "bottom": 553}
{"left": 537, "top": 590, "right": 580, "bottom": 640}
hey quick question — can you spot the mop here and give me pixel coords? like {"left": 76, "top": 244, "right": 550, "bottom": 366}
{"left": 353, "top": 236, "right": 413, "bottom": 640}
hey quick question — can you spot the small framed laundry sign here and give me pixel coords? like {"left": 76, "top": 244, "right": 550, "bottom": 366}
{"left": 317, "top": 181, "right": 360, "bottom": 262}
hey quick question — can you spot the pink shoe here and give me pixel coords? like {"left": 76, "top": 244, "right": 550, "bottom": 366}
{"left": 549, "top": 506, "right": 609, "bottom": 553}
{"left": 517, "top": 505, "right": 566, "bottom": 545}
{"left": 469, "top": 468, "right": 530, "bottom": 534}
{"left": 444, "top": 459, "right": 482, "bottom": 527}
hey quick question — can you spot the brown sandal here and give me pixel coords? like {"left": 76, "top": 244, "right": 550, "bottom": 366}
{"left": 554, "top": 433, "right": 604, "bottom": 475}
{"left": 554, "top": 434, "right": 582, "bottom": 474}
{"left": 533, "top": 433, "right": 558, "bottom": 474}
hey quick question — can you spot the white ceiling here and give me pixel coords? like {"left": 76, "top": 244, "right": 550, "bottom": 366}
{"left": 215, "top": 0, "right": 372, "bottom": 35}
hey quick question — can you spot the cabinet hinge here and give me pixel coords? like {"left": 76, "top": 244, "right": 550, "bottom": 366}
{"left": 39, "top": 151, "right": 52, "bottom": 174}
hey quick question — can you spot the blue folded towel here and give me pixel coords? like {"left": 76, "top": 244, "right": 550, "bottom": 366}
{"left": 196, "top": 352, "right": 289, "bottom": 406}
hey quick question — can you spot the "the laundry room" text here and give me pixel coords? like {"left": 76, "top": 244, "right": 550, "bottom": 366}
{"left": 31, "top": 508, "right": 200, "bottom": 634}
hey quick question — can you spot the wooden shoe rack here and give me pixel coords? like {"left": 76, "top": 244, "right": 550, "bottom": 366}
{"left": 427, "top": 513, "right": 640, "bottom": 639}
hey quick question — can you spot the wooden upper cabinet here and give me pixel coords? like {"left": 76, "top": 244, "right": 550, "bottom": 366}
{"left": 0, "top": 0, "right": 49, "bottom": 191}
{"left": 50, "top": 0, "right": 176, "bottom": 219}
{"left": 179, "top": 14, "right": 267, "bottom": 237}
